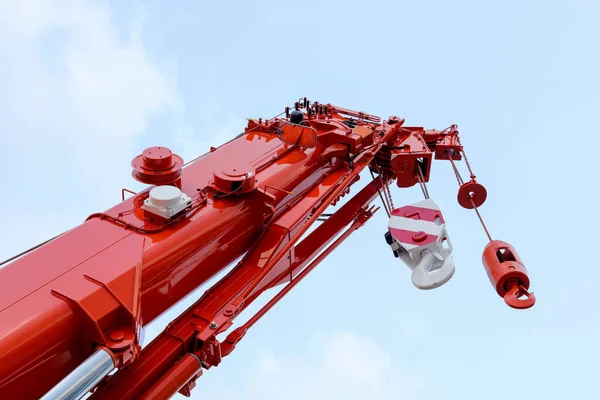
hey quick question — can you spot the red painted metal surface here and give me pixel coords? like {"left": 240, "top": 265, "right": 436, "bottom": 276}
{"left": 0, "top": 99, "right": 535, "bottom": 399}
{"left": 389, "top": 227, "right": 439, "bottom": 246}
{"left": 457, "top": 179, "right": 488, "bottom": 209}
{"left": 482, "top": 240, "right": 536, "bottom": 309}
{"left": 132, "top": 146, "right": 184, "bottom": 186}
{"left": 390, "top": 205, "right": 445, "bottom": 223}
{"left": 138, "top": 353, "right": 202, "bottom": 400}
{"left": 0, "top": 139, "right": 325, "bottom": 397}
{"left": 90, "top": 173, "right": 386, "bottom": 400}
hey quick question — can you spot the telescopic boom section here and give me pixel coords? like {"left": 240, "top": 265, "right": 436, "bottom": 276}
{"left": 0, "top": 98, "right": 534, "bottom": 400}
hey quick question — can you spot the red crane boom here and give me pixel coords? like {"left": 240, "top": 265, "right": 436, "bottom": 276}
{"left": 0, "top": 99, "right": 535, "bottom": 399}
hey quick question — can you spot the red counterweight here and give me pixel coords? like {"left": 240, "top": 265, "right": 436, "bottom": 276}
{"left": 482, "top": 240, "right": 535, "bottom": 309}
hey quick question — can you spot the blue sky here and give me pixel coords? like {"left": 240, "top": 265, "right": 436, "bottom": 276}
{"left": 0, "top": 1, "right": 598, "bottom": 399}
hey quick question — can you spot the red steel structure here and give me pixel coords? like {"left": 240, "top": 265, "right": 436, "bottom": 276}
{"left": 0, "top": 99, "right": 535, "bottom": 399}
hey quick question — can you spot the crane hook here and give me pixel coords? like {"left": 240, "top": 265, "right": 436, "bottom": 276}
{"left": 411, "top": 249, "right": 455, "bottom": 290}
{"left": 503, "top": 282, "right": 536, "bottom": 309}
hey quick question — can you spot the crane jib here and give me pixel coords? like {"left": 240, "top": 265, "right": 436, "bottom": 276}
{"left": 0, "top": 98, "right": 535, "bottom": 400}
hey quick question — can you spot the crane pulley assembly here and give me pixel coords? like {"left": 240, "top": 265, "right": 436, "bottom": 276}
{"left": 0, "top": 98, "right": 535, "bottom": 400}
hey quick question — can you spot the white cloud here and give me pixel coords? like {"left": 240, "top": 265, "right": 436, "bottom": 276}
{"left": 0, "top": 0, "right": 177, "bottom": 189}
{"left": 172, "top": 91, "right": 247, "bottom": 163}
{"left": 0, "top": 0, "right": 180, "bottom": 256}
{"left": 203, "top": 332, "right": 425, "bottom": 400}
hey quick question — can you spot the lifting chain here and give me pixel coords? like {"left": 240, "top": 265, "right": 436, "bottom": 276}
{"left": 447, "top": 152, "right": 493, "bottom": 242}
{"left": 449, "top": 156, "right": 464, "bottom": 186}
{"left": 384, "top": 179, "right": 395, "bottom": 210}
{"left": 461, "top": 150, "right": 476, "bottom": 180}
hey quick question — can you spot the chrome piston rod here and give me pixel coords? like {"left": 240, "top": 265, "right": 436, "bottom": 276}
{"left": 40, "top": 347, "right": 115, "bottom": 400}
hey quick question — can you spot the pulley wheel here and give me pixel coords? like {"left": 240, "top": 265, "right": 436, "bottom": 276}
{"left": 457, "top": 181, "right": 487, "bottom": 209}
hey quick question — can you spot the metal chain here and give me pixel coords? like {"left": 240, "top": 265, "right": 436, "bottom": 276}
{"left": 448, "top": 153, "right": 492, "bottom": 242}
{"left": 461, "top": 150, "right": 475, "bottom": 179}
{"left": 384, "top": 179, "right": 395, "bottom": 210}
{"left": 448, "top": 157, "right": 464, "bottom": 186}
{"left": 375, "top": 164, "right": 393, "bottom": 213}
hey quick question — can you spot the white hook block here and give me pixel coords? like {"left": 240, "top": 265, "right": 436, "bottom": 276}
{"left": 386, "top": 198, "right": 456, "bottom": 290}
{"left": 411, "top": 249, "right": 456, "bottom": 290}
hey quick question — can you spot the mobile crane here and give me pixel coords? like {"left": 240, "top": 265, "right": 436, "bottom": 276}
{"left": 0, "top": 99, "right": 535, "bottom": 400}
